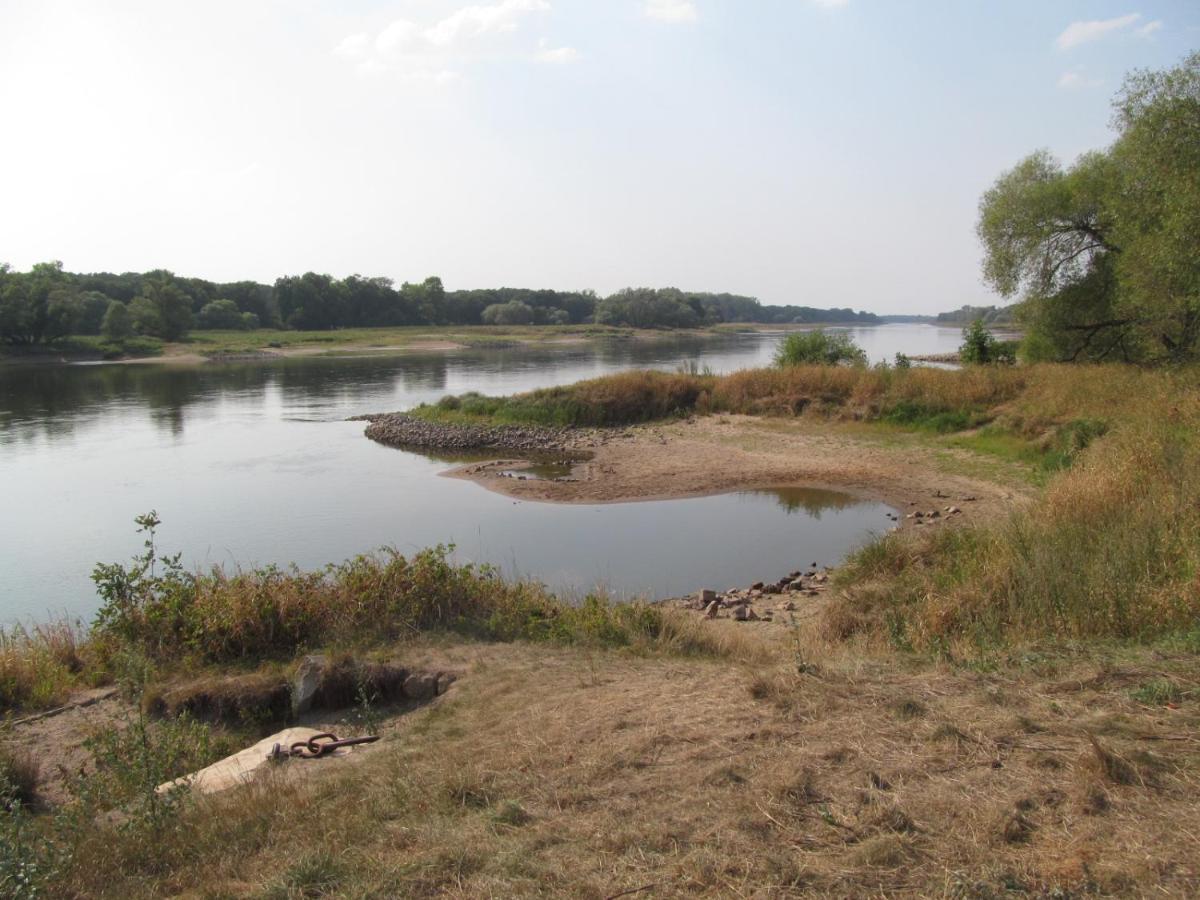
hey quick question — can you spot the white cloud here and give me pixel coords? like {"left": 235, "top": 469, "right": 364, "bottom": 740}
{"left": 644, "top": 1, "right": 698, "bottom": 24}
{"left": 333, "top": 33, "right": 370, "bottom": 58}
{"left": 376, "top": 19, "right": 420, "bottom": 54}
{"left": 1137, "top": 19, "right": 1163, "bottom": 38}
{"left": 1056, "top": 13, "right": 1141, "bottom": 50}
{"left": 338, "top": 1, "right": 558, "bottom": 82}
{"left": 425, "top": 0, "right": 551, "bottom": 47}
{"left": 536, "top": 39, "right": 579, "bottom": 64}
{"left": 1057, "top": 70, "right": 1102, "bottom": 90}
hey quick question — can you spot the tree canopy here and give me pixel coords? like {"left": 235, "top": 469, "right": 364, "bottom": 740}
{"left": 0, "top": 264, "right": 879, "bottom": 346}
{"left": 978, "top": 52, "right": 1200, "bottom": 363}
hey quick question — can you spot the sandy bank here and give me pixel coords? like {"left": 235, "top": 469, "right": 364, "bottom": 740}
{"left": 438, "top": 415, "right": 1029, "bottom": 523}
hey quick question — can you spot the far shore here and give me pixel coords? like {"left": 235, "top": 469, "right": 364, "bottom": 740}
{"left": 0, "top": 320, "right": 967, "bottom": 368}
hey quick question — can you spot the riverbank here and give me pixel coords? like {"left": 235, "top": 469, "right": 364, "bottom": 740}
{"left": 4, "top": 362, "right": 1198, "bottom": 896}
{"left": 6, "top": 579, "right": 1198, "bottom": 897}
{"left": 0, "top": 324, "right": 714, "bottom": 367}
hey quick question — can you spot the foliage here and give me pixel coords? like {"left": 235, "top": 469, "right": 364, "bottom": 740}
{"left": 978, "top": 52, "right": 1200, "bottom": 363}
{"left": 773, "top": 329, "right": 867, "bottom": 367}
{"left": 481, "top": 300, "right": 534, "bottom": 326}
{"left": 935, "top": 304, "right": 1015, "bottom": 326}
{"left": 0, "top": 262, "right": 882, "bottom": 342}
{"left": 196, "top": 299, "right": 248, "bottom": 330}
{"left": 958, "top": 319, "right": 1015, "bottom": 365}
{"left": 0, "top": 262, "right": 78, "bottom": 345}
{"left": 100, "top": 300, "right": 133, "bottom": 342}
{"left": 129, "top": 273, "right": 194, "bottom": 341}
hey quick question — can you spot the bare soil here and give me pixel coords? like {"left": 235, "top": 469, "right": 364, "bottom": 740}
{"left": 447, "top": 414, "right": 1032, "bottom": 525}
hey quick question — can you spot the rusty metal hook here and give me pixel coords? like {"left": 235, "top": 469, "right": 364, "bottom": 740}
{"left": 268, "top": 732, "right": 380, "bottom": 761}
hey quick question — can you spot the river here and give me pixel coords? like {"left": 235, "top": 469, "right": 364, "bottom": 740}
{"left": 0, "top": 325, "right": 968, "bottom": 622}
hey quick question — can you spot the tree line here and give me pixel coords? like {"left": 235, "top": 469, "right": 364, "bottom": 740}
{"left": 0, "top": 265, "right": 879, "bottom": 346}
{"left": 978, "top": 51, "right": 1199, "bottom": 364}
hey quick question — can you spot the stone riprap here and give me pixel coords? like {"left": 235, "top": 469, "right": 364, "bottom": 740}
{"left": 355, "top": 412, "right": 579, "bottom": 454}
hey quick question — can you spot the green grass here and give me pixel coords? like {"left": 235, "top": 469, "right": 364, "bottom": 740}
{"left": 183, "top": 323, "right": 643, "bottom": 356}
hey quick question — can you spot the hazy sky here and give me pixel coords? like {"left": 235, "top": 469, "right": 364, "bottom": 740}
{"left": 1, "top": 1, "right": 1195, "bottom": 313}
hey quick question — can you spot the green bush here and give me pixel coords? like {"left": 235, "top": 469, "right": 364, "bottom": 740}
{"left": 773, "top": 330, "right": 867, "bottom": 367}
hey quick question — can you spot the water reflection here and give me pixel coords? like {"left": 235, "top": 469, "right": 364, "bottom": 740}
{"left": 0, "top": 327, "right": 961, "bottom": 621}
{"left": 751, "top": 486, "right": 867, "bottom": 518}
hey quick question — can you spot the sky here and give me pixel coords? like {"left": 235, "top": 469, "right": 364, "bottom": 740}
{"left": 0, "top": 1, "right": 1195, "bottom": 314}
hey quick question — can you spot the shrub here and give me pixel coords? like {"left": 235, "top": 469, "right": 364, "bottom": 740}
{"left": 773, "top": 330, "right": 867, "bottom": 367}
{"left": 959, "top": 319, "right": 1014, "bottom": 365}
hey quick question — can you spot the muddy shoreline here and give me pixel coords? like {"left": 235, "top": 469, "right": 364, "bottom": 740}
{"left": 357, "top": 413, "right": 1026, "bottom": 525}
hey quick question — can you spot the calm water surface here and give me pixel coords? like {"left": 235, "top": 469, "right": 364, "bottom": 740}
{"left": 1, "top": 326, "right": 962, "bottom": 622}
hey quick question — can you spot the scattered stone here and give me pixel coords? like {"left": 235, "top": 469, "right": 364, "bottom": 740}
{"left": 704, "top": 600, "right": 720, "bottom": 619}
{"left": 402, "top": 673, "right": 439, "bottom": 701}
{"left": 746, "top": 609, "right": 759, "bottom": 622}
{"left": 780, "top": 601, "right": 796, "bottom": 611}
{"left": 947, "top": 506, "right": 961, "bottom": 515}
{"left": 359, "top": 412, "right": 596, "bottom": 455}
{"left": 697, "top": 588, "right": 718, "bottom": 609}
{"left": 732, "top": 605, "right": 749, "bottom": 622}
{"left": 751, "top": 581, "right": 764, "bottom": 591}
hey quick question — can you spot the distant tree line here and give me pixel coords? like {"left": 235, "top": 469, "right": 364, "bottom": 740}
{"left": 0, "top": 264, "right": 878, "bottom": 346}
{"left": 935, "top": 305, "right": 1016, "bottom": 327}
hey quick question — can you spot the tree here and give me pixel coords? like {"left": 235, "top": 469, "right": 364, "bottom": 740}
{"left": 960, "top": 319, "right": 999, "bottom": 364}
{"left": 978, "top": 52, "right": 1200, "bottom": 363}
{"left": 774, "top": 330, "right": 867, "bottom": 367}
{"left": 0, "top": 261, "right": 77, "bottom": 345}
{"left": 131, "top": 273, "right": 193, "bottom": 340}
{"left": 197, "top": 299, "right": 248, "bottom": 330}
{"left": 101, "top": 300, "right": 133, "bottom": 342}
{"left": 481, "top": 300, "right": 535, "bottom": 325}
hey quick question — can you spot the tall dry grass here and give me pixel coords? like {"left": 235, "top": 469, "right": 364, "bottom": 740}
{"left": 830, "top": 366, "right": 1200, "bottom": 651}
{"left": 0, "top": 622, "right": 84, "bottom": 714}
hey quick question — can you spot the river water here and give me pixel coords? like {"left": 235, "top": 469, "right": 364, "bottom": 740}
{"left": 0, "top": 325, "right": 968, "bottom": 623}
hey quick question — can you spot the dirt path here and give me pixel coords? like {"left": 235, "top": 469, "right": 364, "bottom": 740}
{"left": 445, "top": 414, "right": 1033, "bottom": 525}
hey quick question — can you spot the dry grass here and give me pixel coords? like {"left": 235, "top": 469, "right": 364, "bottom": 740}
{"left": 39, "top": 633, "right": 1200, "bottom": 898}
{"left": 827, "top": 365, "right": 1200, "bottom": 652}
{"left": 0, "top": 621, "right": 86, "bottom": 714}
{"left": 0, "top": 744, "right": 40, "bottom": 807}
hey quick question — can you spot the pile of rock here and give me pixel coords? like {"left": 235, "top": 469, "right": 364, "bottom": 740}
{"left": 905, "top": 505, "right": 962, "bottom": 526}
{"left": 678, "top": 568, "right": 834, "bottom": 624}
{"left": 355, "top": 413, "right": 577, "bottom": 453}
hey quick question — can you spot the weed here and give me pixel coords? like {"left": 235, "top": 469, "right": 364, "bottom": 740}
{"left": 1129, "top": 678, "right": 1183, "bottom": 706}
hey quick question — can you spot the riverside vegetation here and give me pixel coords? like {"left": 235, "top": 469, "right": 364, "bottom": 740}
{"left": 4, "top": 357, "right": 1199, "bottom": 896}
{"left": 2, "top": 53, "right": 1199, "bottom": 898}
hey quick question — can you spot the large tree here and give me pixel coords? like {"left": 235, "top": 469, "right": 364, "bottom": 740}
{"left": 978, "top": 52, "right": 1200, "bottom": 363}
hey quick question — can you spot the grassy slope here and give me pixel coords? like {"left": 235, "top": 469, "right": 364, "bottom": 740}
{"left": 38, "top": 633, "right": 1200, "bottom": 898}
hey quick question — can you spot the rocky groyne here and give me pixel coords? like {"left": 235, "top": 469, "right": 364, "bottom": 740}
{"left": 355, "top": 412, "right": 578, "bottom": 453}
